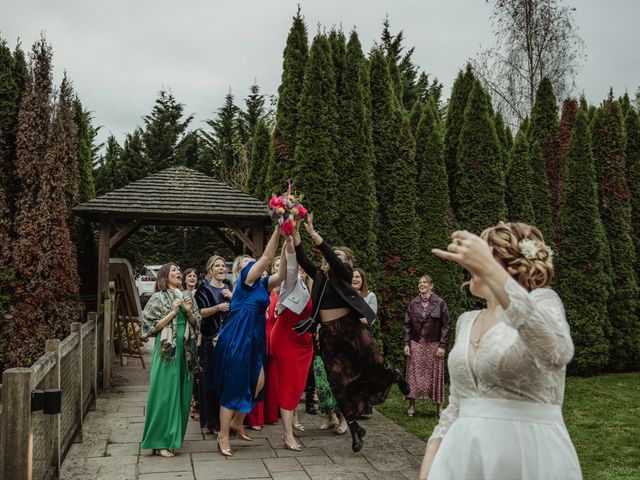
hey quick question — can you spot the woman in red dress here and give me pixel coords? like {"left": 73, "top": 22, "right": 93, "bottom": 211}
{"left": 271, "top": 237, "right": 314, "bottom": 450}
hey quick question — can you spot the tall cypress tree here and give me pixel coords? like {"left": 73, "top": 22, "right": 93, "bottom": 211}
{"left": 143, "top": 89, "right": 192, "bottom": 173}
{"left": 291, "top": 33, "right": 338, "bottom": 241}
{"left": 494, "top": 111, "right": 509, "bottom": 172}
{"left": 8, "top": 41, "right": 81, "bottom": 367}
{"left": 505, "top": 131, "right": 536, "bottom": 225}
{"left": 268, "top": 7, "right": 308, "bottom": 194}
{"left": 625, "top": 109, "right": 640, "bottom": 290}
{"left": 414, "top": 99, "right": 464, "bottom": 323}
{"left": 408, "top": 99, "right": 424, "bottom": 137}
{"left": 559, "top": 109, "right": 610, "bottom": 374}
{"left": 378, "top": 117, "right": 419, "bottom": 367}
{"left": 445, "top": 65, "right": 475, "bottom": 212}
{"left": 239, "top": 83, "right": 266, "bottom": 144}
{"left": 246, "top": 119, "right": 271, "bottom": 199}
{"left": 455, "top": 80, "right": 506, "bottom": 234}
{"left": 120, "top": 128, "right": 149, "bottom": 183}
{"left": 333, "top": 31, "right": 378, "bottom": 281}
{"left": 592, "top": 100, "right": 640, "bottom": 370}
{"left": 528, "top": 78, "right": 559, "bottom": 245}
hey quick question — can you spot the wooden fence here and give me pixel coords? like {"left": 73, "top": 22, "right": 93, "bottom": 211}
{"left": 0, "top": 285, "right": 116, "bottom": 480}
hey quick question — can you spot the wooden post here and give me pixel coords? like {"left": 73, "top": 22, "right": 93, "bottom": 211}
{"left": 71, "top": 323, "right": 84, "bottom": 441}
{"left": 103, "top": 297, "right": 112, "bottom": 390}
{"left": 87, "top": 311, "right": 98, "bottom": 407}
{"left": 97, "top": 215, "right": 112, "bottom": 306}
{"left": 252, "top": 223, "right": 265, "bottom": 258}
{"left": 1, "top": 368, "right": 34, "bottom": 480}
{"left": 45, "top": 339, "right": 61, "bottom": 476}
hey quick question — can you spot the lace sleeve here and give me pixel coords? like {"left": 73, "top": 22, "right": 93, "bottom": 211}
{"left": 428, "top": 311, "right": 470, "bottom": 443}
{"left": 501, "top": 277, "right": 574, "bottom": 369}
{"left": 428, "top": 383, "right": 459, "bottom": 444}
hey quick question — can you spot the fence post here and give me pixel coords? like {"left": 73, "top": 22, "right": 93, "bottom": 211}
{"left": 71, "top": 323, "right": 84, "bottom": 442}
{"left": 1, "top": 368, "right": 34, "bottom": 480}
{"left": 45, "top": 339, "right": 61, "bottom": 476}
{"left": 103, "top": 297, "right": 112, "bottom": 389}
{"left": 88, "top": 311, "right": 98, "bottom": 407}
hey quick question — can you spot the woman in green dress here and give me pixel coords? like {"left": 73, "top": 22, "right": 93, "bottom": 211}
{"left": 140, "top": 263, "right": 201, "bottom": 457}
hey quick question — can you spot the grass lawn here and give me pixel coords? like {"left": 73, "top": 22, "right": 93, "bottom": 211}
{"left": 376, "top": 372, "right": 640, "bottom": 480}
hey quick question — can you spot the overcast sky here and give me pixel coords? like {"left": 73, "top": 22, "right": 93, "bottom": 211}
{"left": 2, "top": 0, "right": 639, "bottom": 148}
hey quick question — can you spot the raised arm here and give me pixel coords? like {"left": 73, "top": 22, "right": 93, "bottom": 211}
{"left": 294, "top": 223, "right": 318, "bottom": 278}
{"left": 304, "top": 212, "right": 352, "bottom": 282}
{"left": 281, "top": 236, "right": 299, "bottom": 292}
{"left": 245, "top": 228, "right": 281, "bottom": 286}
{"left": 267, "top": 242, "right": 288, "bottom": 290}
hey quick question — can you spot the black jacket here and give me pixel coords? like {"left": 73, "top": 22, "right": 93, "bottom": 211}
{"left": 295, "top": 240, "right": 376, "bottom": 326}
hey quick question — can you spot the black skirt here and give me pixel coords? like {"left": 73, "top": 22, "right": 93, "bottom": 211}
{"left": 318, "top": 312, "right": 396, "bottom": 421}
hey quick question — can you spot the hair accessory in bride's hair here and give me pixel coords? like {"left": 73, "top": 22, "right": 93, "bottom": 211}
{"left": 518, "top": 238, "right": 539, "bottom": 260}
{"left": 269, "top": 180, "right": 307, "bottom": 235}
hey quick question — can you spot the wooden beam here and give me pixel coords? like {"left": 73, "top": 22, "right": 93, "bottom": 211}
{"left": 213, "top": 228, "right": 237, "bottom": 253}
{"left": 109, "top": 219, "right": 142, "bottom": 250}
{"left": 97, "top": 215, "right": 112, "bottom": 304}
{"left": 227, "top": 222, "right": 256, "bottom": 253}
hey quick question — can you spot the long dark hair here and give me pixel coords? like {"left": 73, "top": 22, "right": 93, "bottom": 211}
{"left": 155, "top": 262, "right": 179, "bottom": 292}
{"left": 353, "top": 267, "right": 369, "bottom": 297}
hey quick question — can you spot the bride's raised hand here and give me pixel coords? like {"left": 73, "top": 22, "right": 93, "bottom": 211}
{"left": 303, "top": 212, "right": 315, "bottom": 235}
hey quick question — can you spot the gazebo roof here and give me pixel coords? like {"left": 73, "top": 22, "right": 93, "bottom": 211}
{"left": 73, "top": 166, "right": 270, "bottom": 225}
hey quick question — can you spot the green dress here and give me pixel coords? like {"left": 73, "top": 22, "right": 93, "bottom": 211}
{"left": 141, "top": 307, "right": 194, "bottom": 450}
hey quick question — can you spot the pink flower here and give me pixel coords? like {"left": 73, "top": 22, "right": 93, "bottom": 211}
{"left": 269, "top": 195, "right": 285, "bottom": 210}
{"left": 296, "top": 204, "right": 308, "bottom": 218}
{"left": 281, "top": 219, "right": 295, "bottom": 235}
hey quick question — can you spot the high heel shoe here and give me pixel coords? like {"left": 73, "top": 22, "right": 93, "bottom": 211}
{"left": 282, "top": 434, "right": 302, "bottom": 451}
{"left": 293, "top": 423, "right": 305, "bottom": 432}
{"left": 230, "top": 424, "right": 253, "bottom": 441}
{"left": 217, "top": 439, "right": 233, "bottom": 457}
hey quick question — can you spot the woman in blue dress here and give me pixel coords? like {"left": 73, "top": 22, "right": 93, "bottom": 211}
{"left": 211, "top": 228, "right": 287, "bottom": 456}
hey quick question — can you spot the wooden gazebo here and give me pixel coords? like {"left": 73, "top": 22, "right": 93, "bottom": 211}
{"left": 73, "top": 166, "right": 271, "bottom": 307}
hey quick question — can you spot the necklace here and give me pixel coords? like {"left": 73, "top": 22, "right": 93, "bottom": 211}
{"left": 469, "top": 310, "right": 485, "bottom": 348}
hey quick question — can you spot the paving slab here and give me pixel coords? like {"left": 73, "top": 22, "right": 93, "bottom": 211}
{"left": 60, "top": 339, "right": 427, "bottom": 479}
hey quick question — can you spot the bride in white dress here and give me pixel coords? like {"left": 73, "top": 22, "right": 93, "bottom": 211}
{"left": 420, "top": 222, "right": 582, "bottom": 480}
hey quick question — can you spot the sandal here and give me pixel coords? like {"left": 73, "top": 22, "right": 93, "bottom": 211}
{"left": 319, "top": 420, "right": 339, "bottom": 430}
{"left": 335, "top": 422, "right": 348, "bottom": 435}
{"left": 293, "top": 423, "right": 305, "bottom": 432}
{"left": 153, "top": 448, "right": 175, "bottom": 458}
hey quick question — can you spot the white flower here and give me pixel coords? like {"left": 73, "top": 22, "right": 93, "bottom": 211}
{"left": 519, "top": 238, "right": 539, "bottom": 260}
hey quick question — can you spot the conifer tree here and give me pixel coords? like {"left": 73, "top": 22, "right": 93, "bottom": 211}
{"left": 333, "top": 31, "right": 378, "bottom": 280}
{"left": 494, "top": 111, "right": 509, "bottom": 171}
{"left": 445, "top": 65, "right": 475, "bottom": 212}
{"left": 414, "top": 100, "right": 464, "bottom": 323}
{"left": 625, "top": 109, "right": 640, "bottom": 290}
{"left": 291, "top": 33, "right": 338, "bottom": 241}
{"left": 175, "top": 130, "right": 200, "bottom": 169}
{"left": 268, "top": 7, "right": 308, "bottom": 194}
{"left": 559, "top": 98, "right": 578, "bottom": 166}
{"left": 246, "top": 119, "right": 271, "bottom": 198}
{"left": 528, "top": 78, "right": 559, "bottom": 245}
{"left": 592, "top": 100, "right": 640, "bottom": 370}
{"left": 559, "top": 109, "right": 610, "bottom": 374}
{"left": 8, "top": 40, "right": 81, "bottom": 367}
{"left": 455, "top": 80, "right": 506, "bottom": 234}
{"left": 120, "top": 128, "right": 149, "bottom": 182}
{"left": 143, "top": 89, "right": 192, "bottom": 172}
{"left": 408, "top": 99, "right": 424, "bottom": 137}
{"left": 204, "top": 91, "right": 240, "bottom": 174}
{"left": 505, "top": 131, "right": 535, "bottom": 225}
{"left": 239, "top": 83, "right": 266, "bottom": 143}
{"left": 328, "top": 29, "right": 346, "bottom": 100}
{"left": 94, "top": 135, "right": 124, "bottom": 195}
{"left": 378, "top": 117, "right": 419, "bottom": 367}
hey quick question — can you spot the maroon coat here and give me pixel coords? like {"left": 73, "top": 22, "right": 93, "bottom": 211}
{"left": 403, "top": 293, "right": 450, "bottom": 348}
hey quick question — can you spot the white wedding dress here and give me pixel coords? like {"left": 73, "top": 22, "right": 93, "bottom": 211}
{"left": 428, "top": 277, "right": 582, "bottom": 480}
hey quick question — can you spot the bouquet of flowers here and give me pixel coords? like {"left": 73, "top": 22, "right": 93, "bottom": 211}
{"left": 269, "top": 181, "right": 308, "bottom": 235}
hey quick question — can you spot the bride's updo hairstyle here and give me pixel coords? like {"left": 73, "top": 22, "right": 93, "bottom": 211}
{"left": 480, "top": 222, "right": 554, "bottom": 291}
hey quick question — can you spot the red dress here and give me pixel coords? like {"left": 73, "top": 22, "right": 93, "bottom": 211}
{"left": 270, "top": 298, "right": 313, "bottom": 410}
{"left": 247, "top": 290, "right": 280, "bottom": 426}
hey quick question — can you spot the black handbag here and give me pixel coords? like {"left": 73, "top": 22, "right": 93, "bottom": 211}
{"left": 293, "top": 277, "right": 327, "bottom": 335}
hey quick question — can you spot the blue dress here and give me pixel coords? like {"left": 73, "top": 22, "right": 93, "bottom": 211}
{"left": 209, "top": 261, "right": 270, "bottom": 413}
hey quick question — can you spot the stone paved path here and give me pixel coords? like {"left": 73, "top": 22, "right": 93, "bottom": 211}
{"left": 61, "top": 342, "right": 425, "bottom": 479}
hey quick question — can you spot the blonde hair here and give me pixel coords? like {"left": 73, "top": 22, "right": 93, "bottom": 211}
{"left": 231, "top": 255, "right": 252, "bottom": 289}
{"left": 419, "top": 275, "right": 433, "bottom": 285}
{"left": 481, "top": 222, "right": 553, "bottom": 291}
{"left": 205, "top": 255, "right": 225, "bottom": 278}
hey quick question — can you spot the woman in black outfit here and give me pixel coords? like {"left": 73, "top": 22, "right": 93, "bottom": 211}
{"left": 293, "top": 213, "right": 410, "bottom": 452}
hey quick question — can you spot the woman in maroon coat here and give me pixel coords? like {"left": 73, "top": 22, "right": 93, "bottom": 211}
{"left": 403, "top": 275, "right": 450, "bottom": 417}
